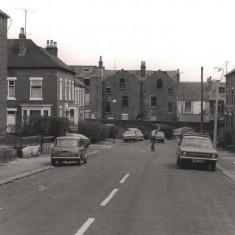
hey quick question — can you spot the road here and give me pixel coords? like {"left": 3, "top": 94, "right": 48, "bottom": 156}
{"left": 1, "top": 140, "right": 235, "bottom": 235}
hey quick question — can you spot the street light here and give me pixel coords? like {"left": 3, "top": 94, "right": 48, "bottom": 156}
{"left": 112, "top": 99, "right": 117, "bottom": 144}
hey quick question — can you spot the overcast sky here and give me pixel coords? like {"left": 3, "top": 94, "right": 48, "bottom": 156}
{"left": 2, "top": 0, "right": 235, "bottom": 81}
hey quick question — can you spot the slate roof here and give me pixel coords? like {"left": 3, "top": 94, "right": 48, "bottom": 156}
{"left": 177, "top": 82, "right": 209, "bottom": 101}
{"left": 0, "top": 9, "right": 10, "bottom": 18}
{"left": 8, "top": 39, "right": 75, "bottom": 74}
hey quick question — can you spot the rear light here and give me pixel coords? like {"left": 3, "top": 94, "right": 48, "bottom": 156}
{"left": 182, "top": 151, "right": 187, "bottom": 156}
{"left": 211, "top": 153, "right": 217, "bottom": 158}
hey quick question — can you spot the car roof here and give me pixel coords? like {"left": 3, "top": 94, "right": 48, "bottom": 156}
{"left": 182, "top": 135, "right": 209, "bottom": 140}
{"left": 56, "top": 136, "right": 82, "bottom": 140}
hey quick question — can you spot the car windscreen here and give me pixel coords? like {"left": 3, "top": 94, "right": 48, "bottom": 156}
{"left": 181, "top": 138, "right": 213, "bottom": 149}
{"left": 55, "top": 139, "right": 78, "bottom": 147}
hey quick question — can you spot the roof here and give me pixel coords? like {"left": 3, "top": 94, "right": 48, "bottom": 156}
{"left": 75, "top": 78, "right": 85, "bottom": 87}
{"left": 177, "top": 82, "right": 209, "bottom": 101}
{"left": 8, "top": 39, "right": 75, "bottom": 74}
{"left": 56, "top": 136, "right": 82, "bottom": 140}
{"left": 226, "top": 68, "right": 235, "bottom": 76}
{"left": 0, "top": 9, "right": 10, "bottom": 19}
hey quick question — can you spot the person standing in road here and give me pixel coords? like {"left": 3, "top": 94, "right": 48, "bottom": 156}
{"left": 151, "top": 124, "right": 160, "bottom": 151}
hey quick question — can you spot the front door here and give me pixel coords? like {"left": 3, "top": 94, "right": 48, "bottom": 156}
{"left": 7, "top": 111, "right": 16, "bottom": 133}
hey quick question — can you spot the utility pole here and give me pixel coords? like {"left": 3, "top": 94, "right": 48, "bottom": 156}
{"left": 201, "top": 67, "right": 204, "bottom": 132}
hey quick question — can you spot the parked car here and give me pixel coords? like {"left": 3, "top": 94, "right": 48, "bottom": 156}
{"left": 176, "top": 134, "right": 218, "bottom": 171}
{"left": 151, "top": 130, "right": 165, "bottom": 143}
{"left": 51, "top": 136, "right": 88, "bottom": 166}
{"left": 122, "top": 130, "right": 138, "bottom": 142}
{"left": 66, "top": 133, "right": 91, "bottom": 147}
{"left": 127, "top": 128, "right": 144, "bottom": 141}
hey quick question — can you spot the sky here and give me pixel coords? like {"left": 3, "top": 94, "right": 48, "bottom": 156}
{"left": 1, "top": 0, "right": 235, "bottom": 81}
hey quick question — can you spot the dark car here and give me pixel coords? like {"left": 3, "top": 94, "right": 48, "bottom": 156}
{"left": 51, "top": 136, "right": 88, "bottom": 166}
{"left": 176, "top": 134, "right": 218, "bottom": 171}
{"left": 122, "top": 130, "right": 138, "bottom": 142}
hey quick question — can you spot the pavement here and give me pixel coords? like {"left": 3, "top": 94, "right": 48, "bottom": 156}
{"left": 0, "top": 141, "right": 235, "bottom": 186}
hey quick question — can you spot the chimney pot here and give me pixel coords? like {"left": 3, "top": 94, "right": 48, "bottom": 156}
{"left": 50, "top": 40, "right": 53, "bottom": 47}
{"left": 47, "top": 40, "right": 50, "bottom": 47}
{"left": 54, "top": 42, "right": 57, "bottom": 47}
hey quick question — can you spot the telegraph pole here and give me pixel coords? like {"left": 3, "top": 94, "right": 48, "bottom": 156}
{"left": 201, "top": 67, "right": 204, "bottom": 132}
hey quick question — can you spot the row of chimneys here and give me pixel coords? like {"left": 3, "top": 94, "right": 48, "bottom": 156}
{"left": 18, "top": 27, "right": 58, "bottom": 57}
{"left": 18, "top": 27, "right": 180, "bottom": 82}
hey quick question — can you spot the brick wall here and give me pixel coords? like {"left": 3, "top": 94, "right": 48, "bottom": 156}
{"left": 0, "top": 16, "right": 8, "bottom": 133}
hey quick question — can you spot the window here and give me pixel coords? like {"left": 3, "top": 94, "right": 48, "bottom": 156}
{"left": 105, "top": 102, "right": 111, "bottom": 113}
{"left": 72, "top": 81, "right": 74, "bottom": 100}
{"left": 122, "top": 114, "right": 128, "bottom": 120}
{"left": 30, "top": 77, "right": 43, "bottom": 100}
{"left": 70, "top": 109, "right": 75, "bottom": 124}
{"left": 84, "top": 79, "right": 90, "bottom": 86}
{"left": 59, "top": 78, "right": 62, "bottom": 100}
{"left": 151, "top": 96, "right": 157, "bottom": 107}
{"left": 157, "top": 79, "right": 163, "bottom": 89}
{"left": 168, "top": 102, "right": 173, "bottom": 113}
{"left": 69, "top": 80, "right": 71, "bottom": 100}
{"left": 168, "top": 88, "right": 173, "bottom": 95}
{"left": 185, "top": 101, "right": 192, "bottom": 113}
{"left": 7, "top": 77, "right": 16, "bottom": 99}
{"left": 120, "top": 78, "right": 125, "bottom": 89}
{"left": 85, "top": 93, "right": 90, "bottom": 105}
{"left": 65, "top": 79, "right": 67, "bottom": 100}
{"left": 44, "top": 110, "right": 48, "bottom": 116}
{"left": 122, "top": 96, "right": 128, "bottom": 107}
{"left": 105, "top": 87, "right": 111, "bottom": 94}
{"left": 219, "top": 87, "right": 225, "bottom": 93}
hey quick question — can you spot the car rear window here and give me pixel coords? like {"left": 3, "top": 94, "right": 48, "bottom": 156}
{"left": 182, "top": 138, "right": 213, "bottom": 148}
{"left": 56, "top": 139, "right": 77, "bottom": 147}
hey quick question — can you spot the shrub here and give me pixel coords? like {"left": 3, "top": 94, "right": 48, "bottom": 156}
{"left": 160, "top": 126, "right": 173, "bottom": 140}
{"left": 218, "top": 127, "right": 232, "bottom": 149}
{"left": 77, "top": 121, "right": 110, "bottom": 143}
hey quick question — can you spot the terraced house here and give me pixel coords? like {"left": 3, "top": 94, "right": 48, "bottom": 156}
{"left": 7, "top": 28, "right": 80, "bottom": 132}
{"left": 0, "top": 9, "right": 9, "bottom": 134}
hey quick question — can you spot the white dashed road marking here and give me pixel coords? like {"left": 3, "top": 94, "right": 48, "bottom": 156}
{"left": 100, "top": 188, "right": 119, "bottom": 207}
{"left": 75, "top": 218, "right": 95, "bottom": 235}
{"left": 120, "top": 174, "right": 130, "bottom": 184}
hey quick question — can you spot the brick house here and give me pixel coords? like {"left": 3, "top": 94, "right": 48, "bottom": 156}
{"left": 225, "top": 69, "right": 235, "bottom": 129}
{"left": 7, "top": 28, "right": 77, "bottom": 132}
{"left": 103, "top": 61, "right": 179, "bottom": 121}
{"left": 0, "top": 10, "right": 10, "bottom": 134}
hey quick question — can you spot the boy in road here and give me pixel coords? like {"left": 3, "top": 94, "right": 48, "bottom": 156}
{"left": 151, "top": 124, "right": 160, "bottom": 151}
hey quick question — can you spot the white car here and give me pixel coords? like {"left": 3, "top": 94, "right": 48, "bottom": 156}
{"left": 127, "top": 128, "right": 144, "bottom": 141}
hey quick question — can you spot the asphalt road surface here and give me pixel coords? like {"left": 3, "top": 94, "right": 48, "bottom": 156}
{"left": 1, "top": 139, "right": 235, "bottom": 235}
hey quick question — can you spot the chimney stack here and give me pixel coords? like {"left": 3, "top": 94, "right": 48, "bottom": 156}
{"left": 140, "top": 61, "right": 146, "bottom": 78}
{"left": 45, "top": 39, "right": 58, "bottom": 57}
{"left": 99, "top": 56, "right": 103, "bottom": 69}
{"left": 18, "top": 27, "right": 26, "bottom": 56}
{"left": 177, "top": 69, "right": 180, "bottom": 82}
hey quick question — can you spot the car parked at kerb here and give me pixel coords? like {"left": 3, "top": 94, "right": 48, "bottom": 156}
{"left": 151, "top": 131, "right": 165, "bottom": 143}
{"left": 122, "top": 130, "right": 138, "bottom": 142}
{"left": 51, "top": 136, "right": 88, "bottom": 166}
{"left": 127, "top": 128, "right": 144, "bottom": 141}
{"left": 176, "top": 134, "right": 218, "bottom": 171}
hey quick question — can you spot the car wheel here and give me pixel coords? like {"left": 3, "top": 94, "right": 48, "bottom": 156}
{"left": 77, "top": 158, "right": 81, "bottom": 166}
{"left": 162, "top": 140, "right": 164, "bottom": 143}
{"left": 211, "top": 162, "right": 216, "bottom": 171}
{"left": 51, "top": 159, "right": 56, "bottom": 166}
{"left": 179, "top": 159, "right": 184, "bottom": 169}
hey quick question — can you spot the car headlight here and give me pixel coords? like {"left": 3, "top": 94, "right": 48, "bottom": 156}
{"left": 181, "top": 151, "right": 187, "bottom": 156}
{"left": 211, "top": 153, "right": 217, "bottom": 158}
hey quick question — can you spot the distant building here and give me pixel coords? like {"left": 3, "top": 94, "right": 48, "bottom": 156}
{"left": 0, "top": 10, "right": 10, "bottom": 134}
{"left": 177, "top": 82, "right": 210, "bottom": 123}
{"left": 7, "top": 28, "right": 77, "bottom": 132}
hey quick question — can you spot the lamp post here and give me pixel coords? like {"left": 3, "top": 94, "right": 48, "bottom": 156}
{"left": 112, "top": 99, "right": 117, "bottom": 144}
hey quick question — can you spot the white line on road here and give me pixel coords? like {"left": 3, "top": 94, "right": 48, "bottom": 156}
{"left": 100, "top": 188, "right": 119, "bottom": 206}
{"left": 75, "top": 218, "right": 95, "bottom": 235}
{"left": 120, "top": 173, "right": 130, "bottom": 184}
